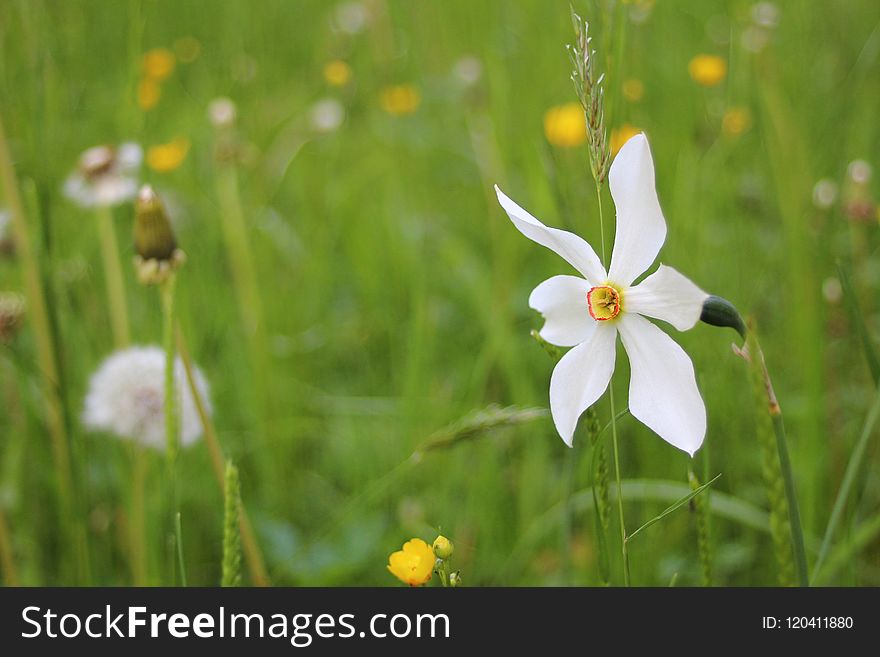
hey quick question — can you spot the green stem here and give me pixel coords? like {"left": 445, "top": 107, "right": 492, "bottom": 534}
{"left": 610, "top": 384, "right": 630, "bottom": 586}
{"left": 813, "top": 384, "right": 880, "bottom": 580}
{"left": 161, "top": 276, "right": 178, "bottom": 463}
{"left": 175, "top": 511, "right": 187, "bottom": 587}
{"left": 771, "top": 410, "right": 808, "bottom": 587}
{"left": 96, "top": 204, "right": 131, "bottom": 347}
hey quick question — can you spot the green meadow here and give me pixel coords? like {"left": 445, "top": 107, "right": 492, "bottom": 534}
{"left": 1, "top": 0, "right": 879, "bottom": 586}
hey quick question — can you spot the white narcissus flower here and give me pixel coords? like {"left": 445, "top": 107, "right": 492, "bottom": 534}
{"left": 83, "top": 346, "right": 210, "bottom": 451}
{"left": 63, "top": 142, "right": 142, "bottom": 208}
{"left": 496, "top": 133, "right": 708, "bottom": 456}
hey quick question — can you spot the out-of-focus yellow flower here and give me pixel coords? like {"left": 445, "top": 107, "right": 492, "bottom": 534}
{"left": 387, "top": 538, "right": 434, "bottom": 586}
{"left": 324, "top": 60, "right": 352, "bottom": 87}
{"left": 174, "top": 37, "right": 201, "bottom": 63}
{"left": 688, "top": 54, "right": 727, "bottom": 87}
{"left": 722, "top": 107, "right": 751, "bottom": 137}
{"left": 622, "top": 79, "right": 644, "bottom": 102}
{"left": 137, "top": 79, "right": 161, "bottom": 111}
{"left": 379, "top": 85, "right": 421, "bottom": 116}
{"left": 611, "top": 124, "right": 641, "bottom": 155}
{"left": 142, "top": 48, "right": 176, "bottom": 81}
{"left": 146, "top": 138, "right": 190, "bottom": 173}
{"left": 543, "top": 102, "right": 587, "bottom": 148}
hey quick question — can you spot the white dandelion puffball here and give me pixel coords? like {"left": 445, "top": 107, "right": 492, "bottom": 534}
{"left": 83, "top": 346, "right": 211, "bottom": 450}
{"left": 63, "top": 142, "right": 143, "bottom": 208}
{"left": 208, "top": 97, "right": 237, "bottom": 128}
{"left": 310, "top": 98, "right": 345, "bottom": 133}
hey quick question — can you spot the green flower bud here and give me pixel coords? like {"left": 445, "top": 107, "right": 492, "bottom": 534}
{"left": 432, "top": 535, "right": 454, "bottom": 560}
{"left": 133, "top": 185, "right": 185, "bottom": 285}
{"left": 700, "top": 295, "right": 746, "bottom": 338}
{"left": 448, "top": 571, "right": 461, "bottom": 587}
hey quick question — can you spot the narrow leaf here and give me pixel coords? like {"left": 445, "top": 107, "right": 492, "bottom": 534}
{"left": 626, "top": 473, "right": 722, "bottom": 543}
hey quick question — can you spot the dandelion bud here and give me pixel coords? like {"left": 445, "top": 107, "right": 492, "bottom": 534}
{"left": 432, "top": 535, "right": 454, "bottom": 560}
{"left": 133, "top": 185, "right": 185, "bottom": 285}
{"left": 0, "top": 292, "right": 26, "bottom": 342}
{"left": 699, "top": 295, "right": 746, "bottom": 338}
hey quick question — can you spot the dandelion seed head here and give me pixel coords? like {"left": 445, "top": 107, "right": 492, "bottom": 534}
{"left": 847, "top": 160, "right": 872, "bottom": 185}
{"left": 751, "top": 2, "right": 780, "bottom": 29}
{"left": 83, "top": 346, "right": 210, "bottom": 451}
{"left": 453, "top": 55, "right": 483, "bottom": 87}
{"left": 64, "top": 142, "right": 142, "bottom": 208}
{"left": 208, "top": 97, "right": 238, "bottom": 128}
{"left": 821, "top": 277, "right": 842, "bottom": 304}
{"left": 332, "top": 1, "right": 370, "bottom": 34}
{"left": 310, "top": 98, "right": 346, "bottom": 133}
{"left": 812, "top": 179, "right": 838, "bottom": 209}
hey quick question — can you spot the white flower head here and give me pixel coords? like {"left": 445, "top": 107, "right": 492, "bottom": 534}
{"left": 310, "top": 98, "right": 346, "bottom": 133}
{"left": 496, "top": 133, "right": 709, "bottom": 456}
{"left": 63, "top": 142, "right": 142, "bottom": 208}
{"left": 208, "top": 97, "right": 237, "bottom": 128}
{"left": 83, "top": 345, "right": 210, "bottom": 451}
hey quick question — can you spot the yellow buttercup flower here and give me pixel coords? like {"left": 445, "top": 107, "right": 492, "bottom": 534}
{"left": 387, "top": 538, "right": 434, "bottom": 586}
{"left": 722, "top": 107, "right": 751, "bottom": 137}
{"left": 137, "top": 79, "right": 161, "bottom": 111}
{"left": 324, "top": 60, "right": 352, "bottom": 87}
{"left": 379, "top": 85, "right": 421, "bottom": 116}
{"left": 611, "top": 123, "right": 641, "bottom": 155}
{"left": 688, "top": 54, "right": 727, "bottom": 87}
{"left": 146, "top": 138, "right": 190, "bottom": 173}
{"left": 622, "top": 79, "right": 645, "bottom": 102}
{"left": 543, "top": 102, "right": 587, "bottom": 148}
{"left": 142, "top": 48, "right": 176, "bottom": 81}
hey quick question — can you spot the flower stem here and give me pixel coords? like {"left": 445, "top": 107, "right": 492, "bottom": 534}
{"left": 174, "top": 511, "right": 187, "bottom": 587}
{"left": 160, "top": 275, "right": 178, "bottom": 464}
{"left": 130, "top": 446, "right": 148, "bottom": 585}
{"left": 96, "top": 204, "right": 131, "bottom": 347}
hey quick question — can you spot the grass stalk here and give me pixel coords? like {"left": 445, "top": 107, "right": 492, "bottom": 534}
{"left": 130, "top": 447, "right": 148, "bottom": 585}
{"left": 0, "top": 506, "right": 20, "bottom": 586}
{"left": 222, "top": 461, "right": 243, "bottom": 587}
{"left": 174, "top": 511, "right": 187, "bottom": 587}
{"left": 95, "top": 204, "right": 131, "bottom": 347}
{"left": 176, "top": 325, "right": 270, "bottom": 586}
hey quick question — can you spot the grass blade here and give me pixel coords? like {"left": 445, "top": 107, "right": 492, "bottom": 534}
{"left": 837, "top": 262, "right": 880, "bottom": 385}
{"left": 625, "top": 474, "right": 722, "bottom": 543}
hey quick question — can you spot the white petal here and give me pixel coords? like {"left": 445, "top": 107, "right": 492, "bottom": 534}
{"left": 618, "top": 313, "right": 706, "bottom": 456}
{"left": 495, "top": 185, "right": 606, "bottom": 284}
{"left": 607, "top": 134, "right": 667, "bottom": 286}
{"left": 529, "top": 275, "right": 597, "bottom": 347}
{"left": 625, "top": 265, "right": 709, "bottom": 331}
{"left": 549, "top": 323, "right": 617, "bottom": 447}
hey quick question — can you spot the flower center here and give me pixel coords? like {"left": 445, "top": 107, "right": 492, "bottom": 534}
{"left": 587, "top": 285, "right": 622, "bottom": 321}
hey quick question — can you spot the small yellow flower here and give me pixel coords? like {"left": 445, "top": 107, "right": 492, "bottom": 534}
{"left": 611, "top": 123, "right": 641, "bottom": 156}
{"left": 146, "top": 138, "right": 190, "bottom": 173}
{"left": 387, "top": 538, "right": 434, "bottom": 586}
{"left": 379, "top": 85, "right": 421, "bottom": 116}
{"left": 543, "top": 102, "right": 587, "bottom": 148}
{"left": 174, "top": 37, "right": 201, "bottom": 63}
{"left": 137, "top": 79, "right": 161, "bottom": 111}
{"left": 142, "top": 48, "right": 176, "bottom": 81}
{"left": 622, "top": 79, "right": 645, "bottom": 102}
{"left": 324, "top": 60, "right": 352, "bottom": 87}
{"left": 722, "top": 107, "right": 751, "bottom": 137}
{"left": 688, "top": 54, "right": 727, "bottom": 87}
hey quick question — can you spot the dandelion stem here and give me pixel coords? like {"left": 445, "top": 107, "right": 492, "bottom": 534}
{"left": 174, "top": 511, "right": 187, "bottom": 587}
{"left": 0, "top": 113, "right": 80, "bottom": 581}
{"left": 130, "top": 447, "right": 148, "bottom": 585}
{"left": 176, "top": 325, "right": 271, "bottom": 586}
{"left": 96, "top": 204, "right": 131, "bottom": 347}
{"left": 160, "top": 275, "right": 178, "bottom": 463}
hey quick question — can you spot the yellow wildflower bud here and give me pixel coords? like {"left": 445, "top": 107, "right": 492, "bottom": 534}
{"left": 432, "top": 535, "right": 454, "bottom": 560}
{"left": 137, "top": 79, "right": 161, "bottom": 111}
{"left": 379, "top": 85, "right": 421, "bottom": 116}
{"left": 147, "top": 138, "right": 190, "bottom": 173}
{"left": 142, "top": 48, "right": 176, "bottom": 81}
{"left": 543, "top": 102, "right": 587, "bottom": 148}
{"left": 688, "top": 54, "right": 727, "bottom": 87}
{"left": 387, "top": 538, "right": 434, "bottom": 586}
{"left": 323, "top": 59, "right": 352, "bottom": 87}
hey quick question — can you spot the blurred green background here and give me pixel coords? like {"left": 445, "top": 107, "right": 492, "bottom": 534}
{"left": 1, "top": 0, "right": 879, "bottom": 586}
